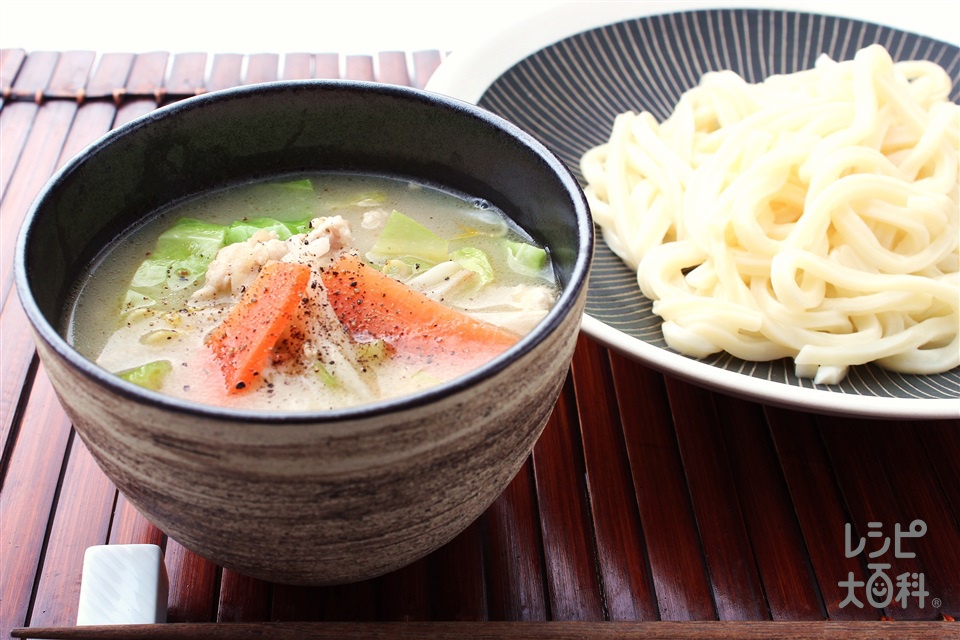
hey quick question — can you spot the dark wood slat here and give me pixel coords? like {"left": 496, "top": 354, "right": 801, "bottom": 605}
{"left": 114, "top": 99, "right": 162, "bottom": 129}
{"left": 377, "top": 52, "right": 411, "bottom": 86}
{"left": 84, "top": 53, "right": 135, "bottom": 101}
{"left": 482, "top": 460, "right": 549, "bottom": 621}
{"left": 818, "top": 420, "right": 933, "bottom": 620}
{"left": 429, "top": 519, "right": 488, "bottom": 620}
{"left": 411, "top": 50, "right": 442, "bottom": 89}
{"left": 19, "top": 57, "right": 126, "bottom": 614}
{"left": 896, "top": 428, "right": 960, "bottom": 618}
{"left": 345, "top": 55, "right": 374, "bottom": 82}
{"left": 56, "top": 100, "right": 119, "bottom": 161}
{"left": 313, "top": 54, "right": 340, "bottom": 79}
{"left": 6, "top": 50, "right": 58, "bottom": 101}
{"left": 123, "top": 52, "right": 170, "bottom": 99}
{"left": 321, "top": 578, "right": 378, "bottom": 621}
{"left": 609, "top": 354, "right": 716, "bottom": 621}
{"left": 165, "top": 541, "right": 220, "bottom": 622}
{"left": 918, "top": 420, "right": 960, "bottom": 620}
{"left": 0, "top": 99, "right": 77, "bottom": 304}
{"left": 270, "top": 585, "right": 326, "bottom": 621}
{"left": 1, "top": 294, "right": 36, "bottom": 458}
{"left": 282, "top": 54, "right": 313, "bottom": 80}
{"left": 1, "top": 48, "right": 28, "bottom": 103}
{"left": 0, "top": 365, "right": 75, "bottom": 640}
{"left": 667, "top": 377, "right": 768, "bottom": 620}
{"left": 162, "top": 52, "right": 207, "bottom": 101}
{"left": 207, "top": 54, "right": 243, "bottom": 93}
{"left": 531, "top": 375, "right": 606, "bottom": 621}
{"left": 0, "top": 101, "right": 38, "bottom": 198}
{"left": 850, "top": 420, "right": 960, "bottom": 617}
{"left": 570, "top": 335, "right": 658, "bottom": 620}
{"left": 377, "top": 557, "right": 432, "bottom": 621}
{"left": 31, "top": 384, "right": 156, "bottom": 625}
{"left": 917, "top": 420, "right": 960, "bottom": 536}
{"left": 0, "top": 85, "right": 117, "bottom": 362}
{"left": 107, "top": 492, "right": 165, "bottom": 546}
{"left": 245, "top": 53, "right": 279, "bottom": 85}
{"left": 28, "top": 436, "right": 116, "bottom": 627}
{"left": 217, "top": 571, "right": 271, "bottom": 622}
{"left": 766, "top": 407, "right": 879, "bottom": 622}
{"left": 715, "top": 395, "right": 823, "bottom": 620}
{"left": 7, "top": 71, "right": 133, "bottom": 485}
{"left": 45, "top": 51, "right": 96, "bottom": 99}
{"left": 10, "top": 620, "right": 959, "bottom": 639}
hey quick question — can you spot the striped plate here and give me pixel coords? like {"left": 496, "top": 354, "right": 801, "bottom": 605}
{"left": 427, "top": 2, "right": 960, "bottom": 418}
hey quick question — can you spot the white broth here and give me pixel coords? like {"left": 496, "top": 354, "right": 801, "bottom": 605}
{"left": 68, "top": 173, "right": 559, "bottom": 411}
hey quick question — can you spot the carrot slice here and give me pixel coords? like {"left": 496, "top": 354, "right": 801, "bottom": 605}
{"left": 206, "top": 260, "right": 310, "bottom": 393}
{"left": 321, "top": 253, "right": 520, "bottom": 368}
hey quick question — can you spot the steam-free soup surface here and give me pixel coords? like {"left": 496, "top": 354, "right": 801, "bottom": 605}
{"left": 69, "top": 173, "right": 559, "bottom": 410}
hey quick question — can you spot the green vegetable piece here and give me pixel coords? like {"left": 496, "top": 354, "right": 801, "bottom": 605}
{"left": 380, "top": 257, "right": 432, "bottom": 280}
{"left": 381, "top": 259, "right": 415, "bottom": 280}
{"left": 225, "top": 218, "right": 290, "bottom": 245}
{"left": 371, "top": 210, "right": 449, "bottom": 264}
{"left": 129, "top": 254, "right": 215, "bottom": 293}
{"left": 224, "top": 217, "right": 311, "bottom": 245}
{"left": 121, "top": 289, "right": 157, "bottom": 315}
{"left": 287, "top": 218, "right": 313, "bottom": 235}
{"left": 129, "top": 259, "right": 175, "bottom": 289}
{"left": 153, "top": 217, "right": 227, "bottom": 262}
{"left": 356, "top": 339, "right": 390, "bottom": 364}
{"left": 116, "top": 360, "right": 173, "bottom": 391}
{"left": 450, "top": 247, "right": 495, "bottom": 285}
{"left": 126, "top": 217, "right": 228, "bottom": 302}
{"left": 313, "top": 362, "right": 340, "bottom": 389}
{"left": 506, "top": 241, "right": 548, "bottom": 277}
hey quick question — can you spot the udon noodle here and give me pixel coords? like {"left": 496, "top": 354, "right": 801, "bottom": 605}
{"left": 580, "top": 44, "right": 959, "bottom": 384}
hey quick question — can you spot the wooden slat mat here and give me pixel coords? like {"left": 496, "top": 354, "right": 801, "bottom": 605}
{"left": 1, "top": 50, "right": 958, "bottom": 638}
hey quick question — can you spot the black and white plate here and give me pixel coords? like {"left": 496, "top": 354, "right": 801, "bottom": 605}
{"left": 427, "top": 1, "right": 960, "bottom": 418}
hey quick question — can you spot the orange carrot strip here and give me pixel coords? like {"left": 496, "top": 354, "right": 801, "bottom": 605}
{"left": 321, "top": 253, "right": 519, "bottom": 367}
{"left": 206, "top": 260, "right": 310, "bottom": 393}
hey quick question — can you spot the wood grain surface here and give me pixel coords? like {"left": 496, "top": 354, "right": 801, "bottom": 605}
{"left": 0, "top": 48, "right": 957, "bottom": 638}
{"left": 8, "top": 620, "right": 959, "bottom": 639}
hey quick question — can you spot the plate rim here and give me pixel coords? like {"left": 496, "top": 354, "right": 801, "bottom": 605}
{"left": 427, "top": 0, "right": 960, "bottom": 419}
{"left": 582, "top": 316, "right": 959, "bottom": 420}
{"left": 426, "top": 0, "right": 960, "bottom": 104}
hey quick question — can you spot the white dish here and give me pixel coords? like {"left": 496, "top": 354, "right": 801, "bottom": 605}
{"left": 77, "top": 544, "right": 168, "bottom": 625}
{"left": 427, "top": 0, "right": 960, "bottom": 418}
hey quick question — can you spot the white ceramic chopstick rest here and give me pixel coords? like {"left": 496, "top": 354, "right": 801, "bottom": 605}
{"left": 76, "top": 544, "right": 168, "bottom": 624}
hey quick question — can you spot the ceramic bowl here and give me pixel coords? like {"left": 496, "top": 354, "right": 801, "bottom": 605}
{"left": 15, "top": 80, "right": 593, "bottom": 585}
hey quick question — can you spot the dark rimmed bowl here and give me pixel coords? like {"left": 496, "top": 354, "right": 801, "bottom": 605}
{"left": 15, "top": 80, "right": 593, "bottom": 585}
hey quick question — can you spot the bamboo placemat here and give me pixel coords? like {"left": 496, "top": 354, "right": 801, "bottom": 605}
{"left": 1, "top": 49, "right": 957, "bottom": 638}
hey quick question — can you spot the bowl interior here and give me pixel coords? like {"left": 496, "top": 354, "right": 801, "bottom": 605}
{"left": 18, "top": 80, "right": 592, "bottom": 403}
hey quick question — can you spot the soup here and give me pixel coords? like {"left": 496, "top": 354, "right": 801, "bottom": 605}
{"left": 68, "top": 173, "right": 560, "bottom": 411}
